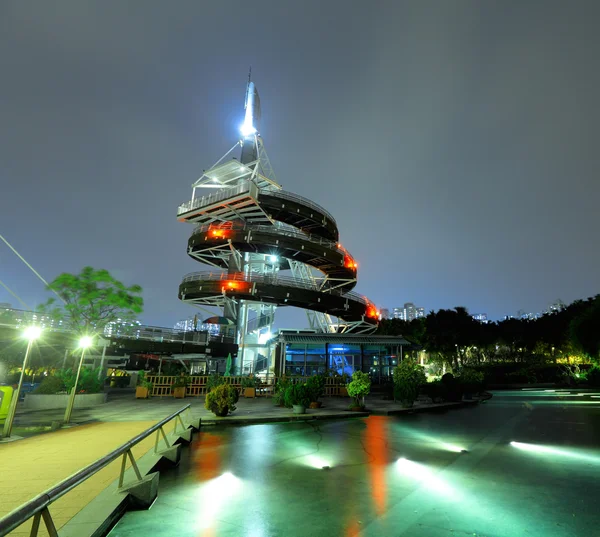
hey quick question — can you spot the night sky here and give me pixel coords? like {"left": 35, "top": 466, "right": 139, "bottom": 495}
{"left": 1, "top": 1, "right": 599, "bottom": 328}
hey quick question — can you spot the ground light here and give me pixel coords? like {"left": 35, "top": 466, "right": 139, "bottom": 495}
{"left": 64, "top": 335, "right": 94, "bottom": 424}
{"left": 195, "top": 472, "right": 243, "bottom": 531}
{"left": 510, "top": 442, "right": 600, "bottom": 465}
{"left": 303, "top": 454, "right": 333, "bottom": 469}
{"left": 1, "top": 326, "right": 43, "bottom": 438}
{"left": 396, "top": 458, "right": 458, "bottom": 498}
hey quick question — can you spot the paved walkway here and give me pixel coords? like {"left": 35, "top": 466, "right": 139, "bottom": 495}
{"left": 12, "top": 392, "right": 481, "bottom": 429}
{"left": 0, "top": 419, "right": 177, "bottom": 536}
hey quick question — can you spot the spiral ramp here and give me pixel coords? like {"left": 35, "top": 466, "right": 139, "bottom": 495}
{"left": 177, "top": 82, "right": 379, "bottom": 373}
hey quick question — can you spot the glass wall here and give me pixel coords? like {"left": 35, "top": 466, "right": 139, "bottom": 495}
{"left": 328, "top": 343, "right": 361, "bottom": 376}
{"left": 305, "top": 344, "right": 326, "bottom": 375}
{"left": 283, "top": 341, "right": 404, "bottom": 380}
{"left": 285, "top": 344, "right": 306, "bottom": 376}
{"left": 362, "top": 345, "right": 398, "bottom": 380}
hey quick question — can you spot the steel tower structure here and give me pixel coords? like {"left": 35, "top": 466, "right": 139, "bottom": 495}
{"left": 177, "top": 78, "right": 379, "bottom": 374}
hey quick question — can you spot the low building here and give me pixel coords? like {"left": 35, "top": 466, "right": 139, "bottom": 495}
{"left": 272, "top": 331, "right": 413, "bottom": 382}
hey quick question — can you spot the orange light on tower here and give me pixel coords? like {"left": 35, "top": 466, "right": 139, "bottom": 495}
{"left": 344, "top": 255, "right": 358, "bottom": 270}
{"left": 366, "top": 304, "right": 379, "bottom": 319}
{"left": 221, "top": 279, "right": 250, "bottom": 293}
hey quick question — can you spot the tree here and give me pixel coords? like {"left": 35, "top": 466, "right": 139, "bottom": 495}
{"left": 38, "top": 267, "right": 143, "bottom": 335}
{"left": 570, "top": 297, "right": 600, "bottom": 363}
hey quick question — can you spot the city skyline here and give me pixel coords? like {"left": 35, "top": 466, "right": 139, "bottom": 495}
{"left": 1, "top": 2, "right": 599, "bottom": 327}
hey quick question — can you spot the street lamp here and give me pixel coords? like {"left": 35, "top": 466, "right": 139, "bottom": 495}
{"left": 2, "top": 326, "right": 43, "bottom": 438}
{"left": 64, "top": 336, "right": 93, "bottom": 424}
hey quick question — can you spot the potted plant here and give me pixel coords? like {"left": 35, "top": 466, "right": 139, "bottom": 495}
{"left": 135, "top": 371, "right": 153, "bottom": 399}
{"left": 347, "top": 371, "right": 371, "bottom": 411}
{"left": 205, "top": 384, "right": 239, "bottom": 417}
{"left": 242, "top": 376, "right": 257, "bottom": 398}
{"left": 284, "top": 382, "right": 310, "bottom": 414}
{"left": 393, "top": 360, "right": 427, "bottom": 408}
{"left": 306, "top": 375, "right": 326, "bottom": 408}
{"left": 172, "top": 375, "right": 188, "bottom": 398}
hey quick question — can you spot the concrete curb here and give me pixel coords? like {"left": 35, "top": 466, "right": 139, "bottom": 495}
{"left": 382, "top": 399, "right": 481, "bottom": 416}
{"left": 201, "top": 411, "right": 370, "bottom": 425}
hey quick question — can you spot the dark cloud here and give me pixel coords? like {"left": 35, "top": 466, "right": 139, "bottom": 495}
{"left": 1, "top": 0, "right": 598, "bottom": 326}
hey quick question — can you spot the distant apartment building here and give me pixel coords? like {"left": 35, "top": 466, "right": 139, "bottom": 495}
{"left": 104, "top": 319, "right": 142, "bottom": 338}
{"left": 174, "top": 317, "right": 219, "bottom": 335}
{"left": 379, "top": 308, "right": 390, "bottom": 320}
{"left": 472, "top": 313, "right": 488, "bottom": 323}
{"left": 393, "top": 303, "right": 425, "bottom": 322}
{"left": 547, "top": 300, "right": 566, "bottom": 314}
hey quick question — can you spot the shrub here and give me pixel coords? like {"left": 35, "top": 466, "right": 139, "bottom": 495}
{"left": 58, "top": 367, "right": 103, "bottom": 394}
{"left": 347, "top": 371, "right": 371, "bottom": 408}
{"left": 205, "top": 384, "right": 239, "bottom": 416}
{"left": 34, "top": 375, "right": 66, "bottom": 394}
{"left": 207, "top": 373, "right": 224, "bottom": 392}
{"left": 585, "top": 365, "right": 600, "bottom": 387}
{"left": 441, "top": 373, "right": 463, "bottom": 402}
{"left": 459, "top": 368, "right": 485, "bottom": 394}
{"left": 393, "top": 360, "right": 426, "bottom": 406}
{"left": 306, "top": 375, "right": 326, "bottom": 402}
{"left": 284, "top": 383, "right": 310, "bottom": 408}
{"left": 273, "top": 377, "right": 291, "bottom": 406}
{"left": 421, "top": 380, "right": 445, "bottom": 402}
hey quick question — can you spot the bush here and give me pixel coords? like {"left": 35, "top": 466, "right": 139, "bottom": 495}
{"left": 441, "top": 373, "right": 463, "bottom": 402}
{"left": 34, "top": 375, "right": 66, "bottom": 394}
{"left": 306, "top": 375, "right": 326, "bottom": 402}
{"left": 58, "top": 367, "right": 103, "bottom": 394}
{"left": 207, "top": 373, "right": 224, "bottom": 392}
{"left": 347, "top": 371, "right": 371, "bottom": 408}
{"left": 459, "top": 368, "right": 485, "bottom": 394}
{"left": 393, "top": 360, "right": 426, "bottom": 406}
{"left": 284, "top": 383, "right": 310, "bottom": 408}
{"left": 205, "top": 384, "right": 239, "bottom": 416}
{"left": 421, "top": 380, "right": 445, "bottom": 402}
{"left": 585, "top": 365, "right": 600, "bottom": 387}
{"left": 273, "top": 377, "right": 291, "bottom": 406}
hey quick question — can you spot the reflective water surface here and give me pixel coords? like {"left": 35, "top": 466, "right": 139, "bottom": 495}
{"left": 111, "top": 390, "right": 600, "bottom": 537}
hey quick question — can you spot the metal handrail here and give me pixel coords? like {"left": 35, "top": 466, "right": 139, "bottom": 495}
{"left": 0, "top": 405, "right": 191, "bottom": 536}
{"left": 192, "top": 222, "right": 349, "bottom": 256}
{"left": 180, "top": 271, "right": 368, "bottom": 305}
{"left": 264, "top": 189, "right": 337, "bottom": 225}
{"left": 0, "top": 310, "right": 235, "bottom": 345}
{"left": 177, "top": 182, "right": 252, "bottom": 215}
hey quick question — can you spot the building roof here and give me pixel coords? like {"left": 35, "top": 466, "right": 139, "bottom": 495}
{"left": 274, "top": 332, "right": 412, "bottom": 346}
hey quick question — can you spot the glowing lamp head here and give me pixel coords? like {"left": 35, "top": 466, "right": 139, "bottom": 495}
{"left": 79, "top": 336, "right": 93, "bottom": 349}
{"left": 23, "top": 326, "right": 42, "bottom": 340}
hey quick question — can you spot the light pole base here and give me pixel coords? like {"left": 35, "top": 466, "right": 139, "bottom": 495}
{"left": 0, "top": 434, "right": 24, "bottom": 443}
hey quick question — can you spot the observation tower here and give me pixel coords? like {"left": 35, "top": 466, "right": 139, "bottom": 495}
{"left": 177, "top": 77, "right": 380, "bottom": 374}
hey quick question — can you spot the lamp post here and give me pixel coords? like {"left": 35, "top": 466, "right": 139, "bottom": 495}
{"left": 64, "top": 336, "right": 93, "bottom": 424}
{"left": 2, "top": 326, "right": 43, "bottom": 439}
